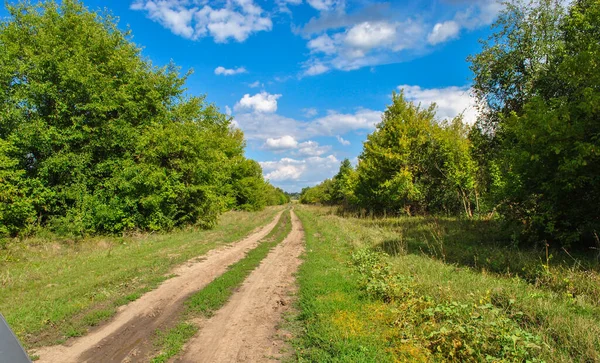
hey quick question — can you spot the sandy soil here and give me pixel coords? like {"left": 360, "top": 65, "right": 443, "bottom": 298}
{"left": 175, "top": 210, "right": 305, "bottom": 363}
{"left": 32, "top": 211, "right": 284, "bottom": 363}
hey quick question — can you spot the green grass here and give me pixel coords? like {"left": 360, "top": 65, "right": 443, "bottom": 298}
{"left": 151, "top": 323, "right": 198, "bottom": 363}
{"left": 0, "top": 207, "right": 281, "bottom": 348}
{"left": 150, "top": 209, "right": 293, "bottom": 362}
{"left": 292, "top": 206, "right": 600, "bottom": 362}
{"left": 291, "top": 208, "right": 396, "bottom": 362}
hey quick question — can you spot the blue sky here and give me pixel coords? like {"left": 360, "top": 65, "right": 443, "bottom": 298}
{"left": 3, "top": 0, "right": 501, "bottom": 192}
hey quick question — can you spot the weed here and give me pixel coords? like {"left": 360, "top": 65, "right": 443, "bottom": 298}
{"left": 292, "top": 206, "right": 600, "bottom": 362}
{"left": 0, "top": 207, "right": 281, "bottom": 348}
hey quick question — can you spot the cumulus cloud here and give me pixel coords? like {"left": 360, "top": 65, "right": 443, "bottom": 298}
{"left": 215, "top": 66, "right": 247, "bottom": 75}
{"left": 398, "top": 84, "right": 478, "bottom": 125}
{"left": 306, "top": 0, "right": 344, "bottom": 12}
{"left": 263, "top": 136, "right": 330, "bottom": 156}
{"left": 307, "top": 34, "right": 337, "bottom": 54}
{"left": 260, "top": 155, "right": 340, "bottom": 190}
{"left": 131, "top": 0, "right": 272, "bottom": 43}
{"left": 336, "top": 135, "right": 350, "bottom": 145}
{"left": 296, "top": 141, "right": 331, "bottom": 156}
{"left": 303, "top": 61, "right": 330, "bottom": 76}
{"left": 312, "top": 109, "right": 381, "bottom": 135}
{"left": 233, "top": 108, "right": 381, "bottom": 140}
{"left": 426, "top": 0, "right": 502, "bottom": 46}
{"left": 427, "top": 21, "right": 460, "bottom": 45}
{"left": 234, "top": 92, "right": 282, "bottom": 113}
{"left": 264, "top": 135, "right": 299, "bottom": 150}
{"left": 303, "top": 19, "right": 426, "bottom": 75}
{"left": 344, "top": 21, "right": 397, "bottom": 51}
{"left": 298, "top": 0, "right": 502, "bottom": 74}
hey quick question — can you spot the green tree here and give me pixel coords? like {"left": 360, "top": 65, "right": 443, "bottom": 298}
{"left": 355, "top": 91, "right": 477, "bottom": 216}
{"left": 498, "top": 0, "right": 600, "bottom": 246}
{"left": 0, "top": 0, "right": 267, "bottom": 236}
{"left": 331, "top": 159, "right": 357, "bottom": 206}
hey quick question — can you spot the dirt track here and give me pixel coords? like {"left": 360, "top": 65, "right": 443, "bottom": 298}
{"left": 175, "top": 210, "right": 304, "bottom": 363}
{"left": 33, "top": 210, "right": 284, "bottom": 363}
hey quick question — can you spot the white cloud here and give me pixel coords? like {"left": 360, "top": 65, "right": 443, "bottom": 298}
{"left": 225, "top": 105, "right": 232, "bottom": 115}
{"left": 307, "top": 34, "right": 337, "bottom": 54}
{"left": 427, "top": 1, "right": 502, "bottom": 46}
{"left": 263, "top": 136, "right": 330, "bottom": 156}
{"left": 260, "top": 155, "right": 339, "bottom": 188}
{"left": 264, "top": 135, "right": 299, "bottom": 150}
{"left": 302, "top": 108, "right": 318, "bottom": 118}
{"left": 344, "top": 21, "right": 397, "bottom": 51}
{"left": 336, "top": 135, "right": 350, "bottom": 145}
{"left": 427, "top": 21, "right": 460, "bottom": 45}
{"left": 131, "top": 0, "right": 272, "bottom": 43}
{"left": 234, "top": 92, "right": 282, "bottom": 113}
{"left": 296, "top": 141, "right": 331, "bottom": 156}
{"left": 215, "top": 66, "right": 247, "bottom": 75}
{"left": 303, "top": 20, "right": 426, "bottom": 75}
{"left": 303, "top": 62, "right": 330, "bottom": 76}
{"left": 131, "top": 0, "right": 195, "bottom": 38}
{"left": 455, "top": 1, "right": 503, "bottom": 30}
{"left": 248, "top": 80, "right": 261, "bottom": 88}
{"left": 298, "top": 0, "right": 503, "bottom": 74}
{"left": 306, "top": 0, "right": 343, "bottom": 12}
{"left": 233, "top": 108, "right": 381, "bottom": 141}
{"left": 398, "top": 84, "right": 478, "bottom": 125}
{"left": 312, "top": 109, "right": 381, "bottom": 135}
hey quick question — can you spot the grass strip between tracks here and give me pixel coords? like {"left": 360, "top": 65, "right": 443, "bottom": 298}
{"left": 150, "top": 209, "right": 292, "bottom": 363}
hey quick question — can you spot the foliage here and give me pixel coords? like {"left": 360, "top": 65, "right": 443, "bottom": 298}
{"left": 299, "top": 178, "right": 334, "bottom": 205}
{"left": 0, "top": 0, "right": 277, "bottom": 237}
{"left": 0, "top": 208, "right": 279, "bottom": 348}
{"left": 469, "top": 0, "right": 600, "bottom": 247}
{"left": 302, "top": 94, "right": 478, "bottom": 218}
{"left": 354, "top": 92, "right": 478, "bottom": 216}
{"left": 293, "top": 206, "right": 600, "bottom": 362}
{"left": 351, "top": 248, "right": 545, "bottom": 362}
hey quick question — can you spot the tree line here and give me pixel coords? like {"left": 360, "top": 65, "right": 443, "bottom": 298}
{"left": 0, "top": 0, "right": 288, "bottom": 237}
{"left": 301, "top": 0, "right": 600, "bottom": 249}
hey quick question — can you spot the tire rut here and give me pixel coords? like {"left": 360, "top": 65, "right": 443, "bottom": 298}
{"left": 175, "top": 210, "right": 305, "bottom": 363}
{"left": 32, "top": 211, "right": 284, "bottom": 363}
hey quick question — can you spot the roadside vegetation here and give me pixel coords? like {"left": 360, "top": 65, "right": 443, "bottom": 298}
{"left": 0, "top": 207, "right": 281, "bottom": 348}
{"left": 293, "top": 206, "right": 600, "bottom": 362}
{"left": 0, "top": 0, "right": 288, "bottom": 241}
{"left": 295, "top": 4, "right": 600, "bottom": 357}
{"left": 151, "top": 209, "right": 292, "bottom": 362}
{"left": 300, "top": 0, "right": 600, "bottom": 253}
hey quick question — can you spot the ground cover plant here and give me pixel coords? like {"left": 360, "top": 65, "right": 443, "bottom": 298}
{"left": 292, "top": 206, "right": 600, "bottom": 362}
{"left": 0, "top": 207, "right": 281, "bottom": 348}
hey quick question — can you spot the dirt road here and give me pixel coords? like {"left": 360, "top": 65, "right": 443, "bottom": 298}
{"left": 175, "top": 210, "right": 305, "bottom": 363}
{"left": 33, "top": 210, "right": 284, "bottom": 363}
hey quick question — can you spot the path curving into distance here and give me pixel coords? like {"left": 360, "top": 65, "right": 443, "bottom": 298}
{"left": 33, "top": 210, "right": 285, "bottom": 363}
{"left": 176, "top": 210, "right": 305, "bottom": 363}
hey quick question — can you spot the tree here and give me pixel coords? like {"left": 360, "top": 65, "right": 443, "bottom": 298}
{"left": 331, "top": 159, "right": 357, "bottom": 206}
{"left": 497, "top": 0, "right": 600, "bottom": 246}
{"left": 354, "top": 91, "right": 477, "bottom": 216}
{"left": 0, "top": 0, "right": 270, "bottom": 236}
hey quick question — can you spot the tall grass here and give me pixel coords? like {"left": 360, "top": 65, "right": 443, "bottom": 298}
{"left": 292, "top": 206, "right": 600, "bottom": 362}
{"left": 0, "top": 207, "right": 281, "bottom": 348}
